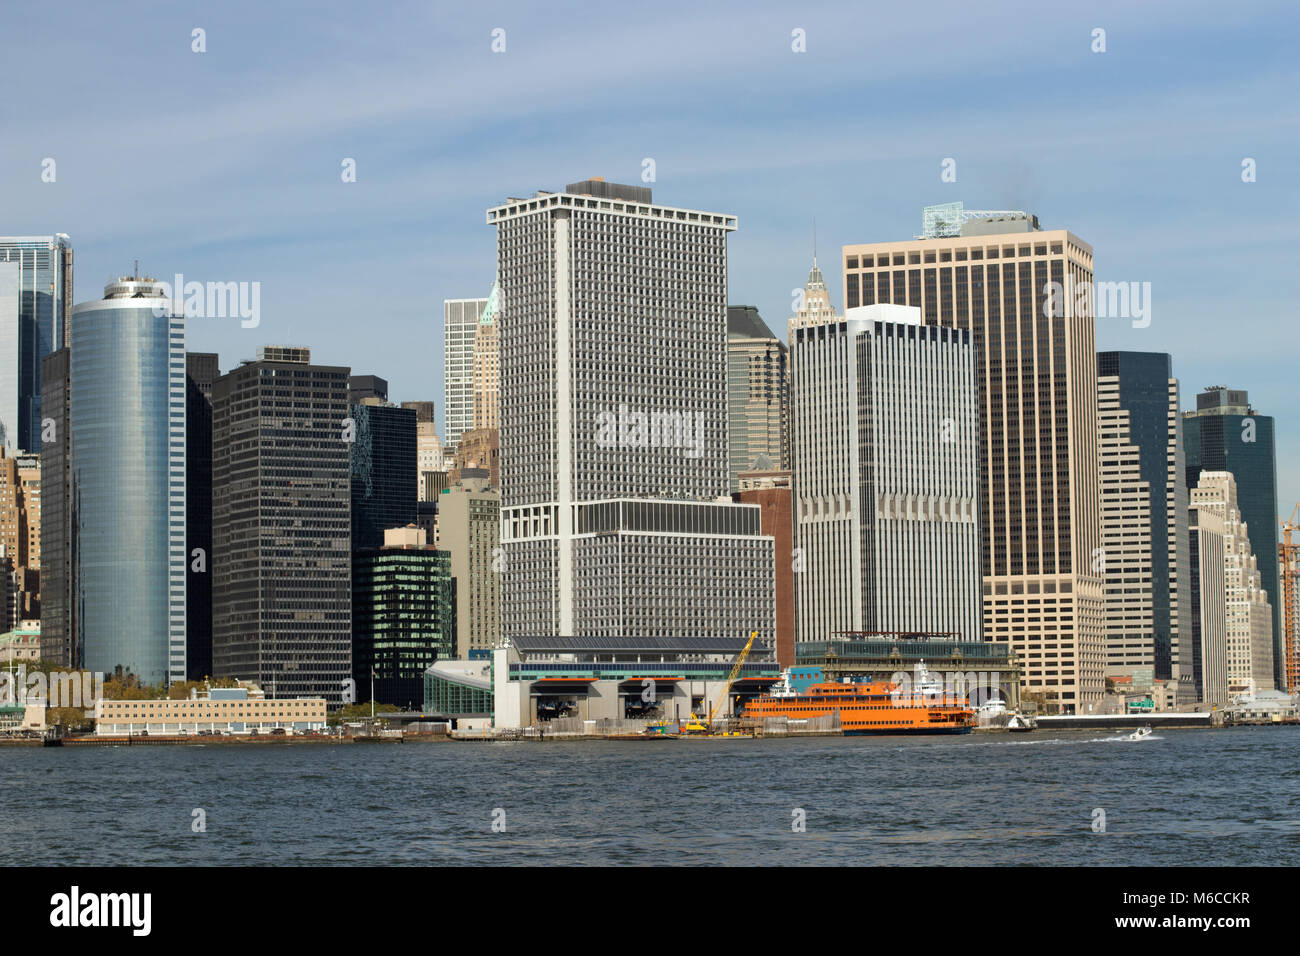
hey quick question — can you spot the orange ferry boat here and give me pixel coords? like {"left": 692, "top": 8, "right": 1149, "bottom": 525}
{"left": 742, "top": 662, "right": 975, "bottom": 735}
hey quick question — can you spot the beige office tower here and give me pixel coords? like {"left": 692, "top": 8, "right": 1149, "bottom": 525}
{"left": 842, "top": 204, "right": 1104, "bottom": 712}
{"left": 472, "top": 281, "right": 500, "bottom": 432}
{"left": 788, "top": 257, "right": 840, "bottom": 338}
{"left": 437, "top": 472, "right": 500, "bottom": 656}
{"left": 727, "top": 306, "right": 787, "bottom": 492}
{"left": 1190, "top": 472, "right": 1273, "bottom": 696}
{"left": 402, "top": 401, "right": 446, "bottom": 501}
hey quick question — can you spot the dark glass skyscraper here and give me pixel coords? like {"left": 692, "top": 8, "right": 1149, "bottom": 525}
{"left": 349, "top": 401, "right": 417, "bottom": 552}
{"left": 211, "top": 347, "right": 352, "bottom": 704}
{"left": 39, "top": 347, "right": 72, "bottom": 666}
{"left": 1183, "top": 386, "right": 1282, "bottom": 688}
{"left": 351, "top": 526, "right": 454, "bottom": 709}
{"left": 186, "top": 352, "right": 220, "bottom": 680}
{"left": 0, "top": 235, "right": 73, "bottom": 454}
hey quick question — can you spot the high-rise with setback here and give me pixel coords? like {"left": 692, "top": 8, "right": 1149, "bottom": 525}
{"left": 1096, "top": 352, "right": 1193, "bottom": 701}
{"left": 488, "top": 178, "right": 775, "bottom": 645}
{"left": 842, "top": 204, "right": 1104, "bottom": 712}
{"left": 1183, "top": 386, "right": 1282, "bottom": 690}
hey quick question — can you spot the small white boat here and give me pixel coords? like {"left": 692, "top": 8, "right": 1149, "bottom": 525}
{"left": 1006, "top": 713, "right": 1034, "bottom": 733}
{"left": 1127, "top": 725, "right": 1153, "bottom": 741}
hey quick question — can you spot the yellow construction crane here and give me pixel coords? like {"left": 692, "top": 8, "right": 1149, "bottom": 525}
{"left": 704, "top": 630, "right": 759, "bottom": 732}
{"left": 1281, "top": 505, "right": 1300, "bottom": 694}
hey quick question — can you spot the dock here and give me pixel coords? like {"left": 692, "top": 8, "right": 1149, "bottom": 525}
{"left": 1035, "top": 712, "right": 1216, "bottom": 731}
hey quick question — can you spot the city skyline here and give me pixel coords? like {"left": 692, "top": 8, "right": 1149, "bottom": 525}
{"left": 3, "top": 1, "right": 1296, "bottom": 515}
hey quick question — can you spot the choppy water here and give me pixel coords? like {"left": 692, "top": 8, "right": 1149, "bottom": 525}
{"left": 3, "top": 727, "right": 1297, "bottom": 865}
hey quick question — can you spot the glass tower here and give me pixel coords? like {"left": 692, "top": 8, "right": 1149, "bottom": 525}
{"left": 70, "top": 275, "right": 186, "bottom": 686}
{"left": 0, "top": 235, "right": 74, "bottom": 453}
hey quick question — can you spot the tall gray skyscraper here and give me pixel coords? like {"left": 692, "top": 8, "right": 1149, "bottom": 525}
{"left": 0, "top": 235, "right": 73, "bottom": 453}
{"left": 488, "top": 178, "right": 775, "bottom": 644}
{"left": 1096, "top": 352, "right": 1193, "bottom": 701}
{"left": 70, "top": 274, "right": 186, "bottom": 686}
{"left": 791, "top": 303, "right": 982, "bottom": 643}
{"left": 211, "top": 346, "right": 352, "bottom": 703}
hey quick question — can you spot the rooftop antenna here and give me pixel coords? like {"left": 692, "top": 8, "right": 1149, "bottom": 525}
{"left": 134, "top": 259, "right": 139, "bottom": 279}
{"left": 813, "top": 218, "right": 817, "bottom": 266}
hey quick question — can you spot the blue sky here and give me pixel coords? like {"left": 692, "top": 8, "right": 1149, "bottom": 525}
{"left": 4, "top": 0, "right": 1297, "bottom": 511}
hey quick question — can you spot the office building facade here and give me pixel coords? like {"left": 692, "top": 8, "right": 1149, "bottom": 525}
{"left": 349, "top": 400, "right": 417, "bottom": 552}
{"left": 352, "top": 525, "right": 454, "bottom": 708}
{"left": 488, "top": 178, "right": 775, "bottom": 646}
{"left": 444, "top": 296, "right": 489, "bottom": 452}
{"left": 726, "top": 306, "right": 787, "bottom": 492}
{"left": 791, "top": 304, "right": 982, "bottom": 644}
{"left": 437, "top": 473, "right": 500, "bottom": 657}
{"left": 0, "top": 235, "right": 73, "bottom": 454}
{"left": 1183, "top": 386, "right": 1282, "bottom": 689}
{"left": 186, "top": 352, "right": 219, "bottom": 680}
{"left": 70, "top": 276, "right": 186, "bottom": 686}
{"left": 472, "top": 280, "right": 500, "bottom": 432}
{"left": 211, "top": 347, "right": 351, "bottom": 703}
{"left": 38, "top": 348, "right": 71, "bottom": 665}
{"left": 1097, "top": 352, "right": 1193, "bottom": 700}
{"left": 842, "top": 209, "right": 1104, "bottom": 712}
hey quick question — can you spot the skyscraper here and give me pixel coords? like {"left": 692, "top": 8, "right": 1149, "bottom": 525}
{"left": 472, "top": 281, "right": 500, "bottom": 432}
{"left": 437, "top": 471, "right": 500, "bottom": 657}
{"left": 211, "top": 346, "right": 351, "bottom": 703}
{"left": 726, "top": 306, "right": 787, "bottom": 492}
{"left": 352, "top": 525, "right": 454, "bottom": 708}
{"left": 38, "top": 347, "right": 71, "bottom": 666}
{"left": 1189, "top": 472, "right": 1273, "bottom": 695}
{"left": 843, "top": 206, "right": 1104, "bottom": 712}
{"left": 489, "top": 178, "right": 775, "bottom": 644}
{"left": 787, "top": 256, "right": 840, "bottom": 338}
{"left": 402, "top": 401, "right": 446, "bottom": 500}
{"left": 444, "top": 295, "right": 489, "bottom": 452}
{"left": 186, "top": 352, "right": 220, "bottom": 680}
{"left": 791, "top": 303, "right": 981, "bottom": 643}
{"left": 0, "top": 235, "right": 74, "bottom": 454}
{"left": 70, "top": 275, "right": 186, "bottom": 686}
{"left": 1183, "top": 386, "right": 1281, "bottom": 689}
{"left": 1096, "top": 352, "right": 1193, "bottom": 700}
{"left": 349, "top": 399, "right": 417, "bottom": 552}
{"left": 1189, "top": 479, "right": 1228, "bottom": 705}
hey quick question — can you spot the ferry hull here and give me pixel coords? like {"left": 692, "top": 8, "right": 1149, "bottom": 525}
{"left": 844, "top": 725, "right": 974, "bottom": 736}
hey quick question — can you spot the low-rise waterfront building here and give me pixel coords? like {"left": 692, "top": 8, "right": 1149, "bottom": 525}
{"left": 491, "top": 635, "right": 780, "bottom": 729}
{"left": 794, "top": 634, "right": 1020, "bottom": 707}
{"left": 424, "top": 658, "right": 494, "bottom": 729}
{"left": 93, "top": 685, "right": 326, "bottom": 736}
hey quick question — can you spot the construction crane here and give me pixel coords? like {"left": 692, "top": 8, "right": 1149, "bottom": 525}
{"left": 704, "top": 630, "right": 759, "bottom": 732}
{"left": 1281, "top": 505, "right": 1300, "bottom": 694}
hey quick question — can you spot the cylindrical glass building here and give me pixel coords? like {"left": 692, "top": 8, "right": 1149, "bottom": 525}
{"left": 71, "top": 275, "right": 186, "bottom": 687}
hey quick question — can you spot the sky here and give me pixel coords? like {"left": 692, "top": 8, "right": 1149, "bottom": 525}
{"left": 3, "top": 0, "right": 1297, "bottom": 512}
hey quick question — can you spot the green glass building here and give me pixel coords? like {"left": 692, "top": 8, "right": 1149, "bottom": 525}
{"left": 352, "top": 531, "right": 455, "bottom": 708}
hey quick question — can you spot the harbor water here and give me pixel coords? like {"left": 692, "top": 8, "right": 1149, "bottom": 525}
{"left": 2, "top": 727, "right": 1296, "bottom": 866}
